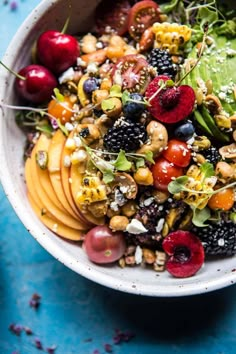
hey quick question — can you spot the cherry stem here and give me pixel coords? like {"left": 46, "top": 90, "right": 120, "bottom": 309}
{"left": 61, "top": 15, "right": 71, "bottom": 34}
{"left": 0, "top": 60, "right": 26, "bottom": 81}
{"left": 147, "top": 81, "right": 167, "bottom": 103}
{"left": 175, "top": 23, "right": 209, "bottom": 87}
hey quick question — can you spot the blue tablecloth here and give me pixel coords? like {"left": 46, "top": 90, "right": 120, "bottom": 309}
{"left": 1, "top": 1, "right": 236, "bottom": 353}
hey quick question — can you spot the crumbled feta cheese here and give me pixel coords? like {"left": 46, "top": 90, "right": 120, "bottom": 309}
{"left": 65, "top": 138, "right": 76, "bottom": 150}
{"left": 74, "top": 136, "right": 82, "bottom": 147}
{"left": 63, "top": 155, "right": 71, "bottom": 167}
{"left": 143, "top": 197, "right": 154, "bottom": 207}
{"left": 126, "top": 219, "right": 148, "bottom": 234}
{"left": 65, "top": 122, "right": 74, "bottom": 131}
{"left": 77, "top": 57, "right": 86, "bottom": 67}
{"left": 87, "top": 62, "right": 98, "bottom": 74}
{"left": 58, "top": 67, "right": 75, "bottom": 84}
{"left": 218, "top": 92, "right": 227, "bottom": 101}
{"left": 134, "top": 246, "right": 143, "bottom": 264}
{"left": 155, "top": 218, "right": 165, "bottom": 233}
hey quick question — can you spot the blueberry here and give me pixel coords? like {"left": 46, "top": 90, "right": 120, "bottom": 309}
{"left": 83, "top": 77, "right": 99, "bottom": 94}
{"left": 174, "top": 122, "right": 195, "bottom": 141}
{"left": 123, "top": 93, "right": 146, "bottom": 119}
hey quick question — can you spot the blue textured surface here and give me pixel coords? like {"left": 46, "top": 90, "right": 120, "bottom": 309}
{"left": 1, "top": 1, "right": 236, "bottom": 354}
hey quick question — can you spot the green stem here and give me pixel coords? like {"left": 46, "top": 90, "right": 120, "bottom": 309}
{"left": 183, "top": 181, "right": 236, "bottom": 195}
{"left": 0, "top": 60, "right": 25, "bottom": 80}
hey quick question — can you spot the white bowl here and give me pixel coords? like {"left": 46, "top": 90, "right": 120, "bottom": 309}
{"left": 1, "top": 0, "right": 236, "bottom": 297}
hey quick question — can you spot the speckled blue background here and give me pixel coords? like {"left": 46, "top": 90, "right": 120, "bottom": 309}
{"left": 1, "top": 1, "right": 236, "bottom": 354}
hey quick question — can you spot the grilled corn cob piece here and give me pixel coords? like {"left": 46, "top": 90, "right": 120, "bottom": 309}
{"left": 76, "top": 176, "right": 107, "bottom": 205}
{"left": 176, "top": 165, "right": 217, "bottom": 209}
{"left": 152, "top": 22, "right": 192, "bottom": 54}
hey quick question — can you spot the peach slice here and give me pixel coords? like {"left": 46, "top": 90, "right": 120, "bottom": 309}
{"left": 48, "top": 129, "right": 82, "bottom": 220}
{"left": 32, "top": 132, "right": 66, "bottom": 212}
{"left": 30, "top": 134, "right": 88, "bottom": 231}
{"left": 27, "top": 193, "right": 84, "bottom": 241}
{"left": 60, "top": 132, "right": 87, "bottom": 220}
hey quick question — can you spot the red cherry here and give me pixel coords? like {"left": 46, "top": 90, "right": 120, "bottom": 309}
{"left": 37, "top": 30, "right": 80, "bottom": 74}
{"left": 162, "top": 230, "right": 205, "bottom": 278}
{"left": 15, "top": 64, "right": 57, "bottom": 104}
{"left": 145, "top": 75, "right": 196, "bottom": 124}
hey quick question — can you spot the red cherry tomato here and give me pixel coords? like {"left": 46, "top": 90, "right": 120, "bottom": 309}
{"left": 84, "top": 225, "right": 126, "bottom": 264}
{"left": 95, "top": 0, "right": 131, "bottom": 36}
{"left": 162, "top": 139, "right": 191, "bottom": 167}
{"left": 111, "top": 54, "right": 151, "bottom": 94}
{"left": 152, "top": 157, "right": 184, "bottom": 191}
{"left": 128, "top": 0, "right": 160, "bottom": 40}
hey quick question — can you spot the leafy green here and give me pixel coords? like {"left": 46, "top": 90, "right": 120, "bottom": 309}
{"left": 135, "top": 158, "right": 145, "bottom": 169}
{"left": 101, "top": 98, "right": 116, "bottom": 111}
{"left": 197, "top": 7, "right": 218, "bottom": 31}
{"left": 121, "top": 90, "right": 130, "bottom": 106}
{"left": 168, "top": 176, "right": 189, "bottom": 194}
{"left": 56, "top": 119, "right": 69, "bottom": 136}
{"left": 113, "top": 150, "right": 132, "bottom": 171}
{"left": 109, "top": 85, "right": 122, "bottom": 98}
{"left": 53, "top": 88, "right": 64, "bottom": 102}
{"left": 191, "top": 206, "right": 211, "bottom": 227}
{"left": 103, "top": 169, "right": 115, "bottom": 183}
{"left": 144, "top": 151, "right": 155, "bottom": 164}
{"left": 199, "top": 162, "right": 215, "bottom": 180}
{"left": 215, "top": 19, "right": 236, "bottom": 38}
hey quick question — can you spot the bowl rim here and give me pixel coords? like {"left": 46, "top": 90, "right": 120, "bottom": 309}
{"left": 1, "top": 0, "right": 236, "bottom": 297}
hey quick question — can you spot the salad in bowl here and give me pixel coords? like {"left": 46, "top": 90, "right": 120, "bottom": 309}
{"left": 0, "top": 0, "right": 236, "bottom": 295}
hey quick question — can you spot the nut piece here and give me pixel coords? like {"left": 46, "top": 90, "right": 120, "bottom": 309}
{"left": 76, "top": 123, "right": 101, "bottom": 145}
{"left": 152, "top": 190, "right": 169, "bottom": 204}
{"left": 214, "top": 114, "right": 231, "bottom": 129}
{"left": 133, "top": 167, "right": 154, "bottom": 186}
{"left": 192, "top": 136, "right": 211, "bottom": 151}
{"left": 153, "top": 251, "right": 167, "bottom": 272}
{"left": 109, "top": 215, "right": 129, "bottom": 231}
{"left": 205, "top": 94, "right": 223, "bottom": 115}
{"left": 215, "top": 161, "right": 235, "bottom": 182}
{"left": 88, "top": 200, "right": 108, "bottom": 218}
{"left": 137, "top": 120, "right": 168, "bottom": 158}
{"left": 219, "top": 143, "right": 236, "bottom": 160}
{"left": 110, "top": 172, "right": 138, "bottom": 199}
{"left": 143, "top": 248, "right": 156, "bottom": 264}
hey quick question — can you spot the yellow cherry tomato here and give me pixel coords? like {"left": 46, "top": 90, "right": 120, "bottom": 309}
{"left": 48, "top": 96, "right": 73, "bottom": 124}
{"left": 208, "top": 188, "right": 235, "bottom": 211}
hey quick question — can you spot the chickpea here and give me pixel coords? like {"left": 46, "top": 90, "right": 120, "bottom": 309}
{"left": 121, "top": 201, "right": 137, "bottom": 217}
{"left": 102, "top": 97, "right": 122, "bottom": 118}
{"left": 92, "top": 89, "right": 109, "bottom": 107}
{"left": 109, "top": 215, "right": 129, "bottom": 231}
{"left": 133, "top": 167, "right": 154, "bottom": 186}
{"left": 100, "top": 77, "right": 113, "bottom": 91}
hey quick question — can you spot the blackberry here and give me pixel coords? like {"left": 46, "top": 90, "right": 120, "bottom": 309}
{"left": 196, "top": 220, "right": 236, "bottom": 256}
{"left": 147, "top": 48, "right": 177, "bottom": 79}
{"left": 201, "top": 146, "right": 221, "bottom": 164}
{"left": 103, "top": 119, "right": 147, "bottom": 153}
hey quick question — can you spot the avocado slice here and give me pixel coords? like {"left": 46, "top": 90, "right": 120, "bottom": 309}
{"left": 183, "top": 34, "right": 236, "bottom": 114}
